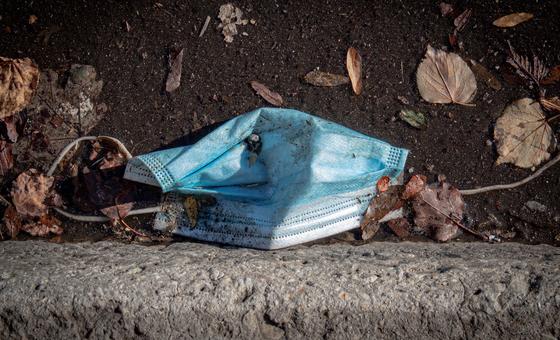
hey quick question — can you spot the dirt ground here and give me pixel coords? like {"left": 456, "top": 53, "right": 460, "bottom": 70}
{"left": 1, "top": 0, "right": 559, "bottom": 245}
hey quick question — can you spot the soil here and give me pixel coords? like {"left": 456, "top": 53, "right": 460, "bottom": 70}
{"left": 0, "top": 0, "right": 559, "bottom": 246}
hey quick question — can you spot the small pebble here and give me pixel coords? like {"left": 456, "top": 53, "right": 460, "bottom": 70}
{"left": 408, "top": 167, "right": 415, "bottom": 174}
{"left": 525, "top": 201, "right": 546, "bottom": 213}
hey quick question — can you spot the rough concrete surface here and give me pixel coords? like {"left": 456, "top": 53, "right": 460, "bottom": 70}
{"left": 0, "top": 240, "right": 559, "bottom": 339}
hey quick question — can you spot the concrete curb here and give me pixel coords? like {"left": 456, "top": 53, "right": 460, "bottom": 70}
{"left": 0, "top": 240, "right": 559, "bottom": 339}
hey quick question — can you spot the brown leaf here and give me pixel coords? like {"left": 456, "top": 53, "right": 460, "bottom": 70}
{"left": 413, "top": 180, "right": 464, "bottom": 242}
{"left": 453, "top": 9, "right": 472, "bottom": 31}
{"left": 0, "top": 56, "right": 39, "bottom": 119}
{"left": 304, "top": 70, "right": 349, "bottom": 87}
{"left": 439, "top": 2, "right": 454, "bottom": 17}
{"left": 402, "top": 174, "right": 427, "bottom": 200}
{"left": 387, "top": 218, "right": 410, "bottom": 239}
{"left": 21, "top": 214, "right": 63, "bottom": 237}
{"left": 250, "top": 81, "right": 283, "bottom": 106}
{"left": 0, "top": 140, "right": 14, "bottom": 176}
{"left": 346, "top": 47, "right": 363, "bottom": 95}
{"left": 493, "top": 12, "right": 533, "bottom": 28}
{"left": 468, "top": 60, "right": 502, "bottom": 90}
{"left": 416, "top": 45, "right": 477, "bottom": 105}
{"left": 360, "top": 219, "right": 380, "bottom": 241}
{"left": 376, "top": 176, "right": 390, "bottom": 193}
{"left": 360, "top": 186, "right": 404, "bottom": 240}
{"left": 11, "top": 169, "right": 55, "bottom": 217}
{"left": 2, "top": 206, "right": 21, "bottom": 239}
{"left": 1, "top": 114, "right": 20, "bottom": 142}
{"left": 541, "top": 65, "right": 560, "bottom": 85}
{"left": 28, "top": 15, "right": 38, "bottom": 25}
{"left": 507, "top": 42, "right": 548, "bottom": 86}
{"left": 165, "top": 48, "right": 184, "bottom": 92}
{"left": 494, "top": 98, "right": 552, "bottom": 168}
{"left": 183, "top": 196, "right": 199, "bottom": 228}
{"left": 540, "top": 97, "right": 560, "bottom": 112}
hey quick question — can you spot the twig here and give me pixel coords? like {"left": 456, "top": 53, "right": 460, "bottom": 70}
{"left": 460, "top": 152, "right": 560, "bottom": 195}
{"left": 119, "top": 218, "right": 148, "bottom": 238}
{"left": 199, "top": 16, "right": 211, "bottom": 38}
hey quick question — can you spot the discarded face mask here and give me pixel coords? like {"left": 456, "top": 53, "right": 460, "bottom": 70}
{"left": 124, "top": 107, "right": 408, "bottom": 249}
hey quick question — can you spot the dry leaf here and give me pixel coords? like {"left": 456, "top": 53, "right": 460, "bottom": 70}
{"left": 11, "top": 169, "right": 55, "bottom": 217}
{"left": 183, "top": 196, "right": 199, "bottom": 228}
{"left": 360, "top": 219, "right": 380, "bottom": 241}
{"left": 0, "top": 56, "right": 39, "bottom": 119}
{"left": 360, "top": 186, "right": 404, "bottom": 240}
{"left": 399, "top": 109, "right": 428, "bottom": 129}
{"left": 376, "top": 176, "right": 390, "bottom": 193}
{"left": 387, "top": 218, "right": 410, "bottom": 238}
{"left": 218, "top": 3, "right": 247, "bottom": 43}
{"left": 165, "top": 48, "right": 184, "bottom": 92}
{"left": 28, "top": 15, "right": 38, "bottom": 25}
{"left": 541, "top": 65, "right": 560, "bottom": 85}
{"left": 21, "top": 214, "right": 63, "bottom": 237}
{"left": 304, "top": 70, "right": 349, "bottom": 87}
{"left": 439, "top": 2, "right": 454, "bottom": 17}
{"left": 0, "top": 140, "right": 14, "bottom": 176}
{"left": 402, "top": 174, "right": 427, "bottom": 200}
{"left": 493, "top": 12, "right": 533, "bottom": 28}
{"left": 346, "top": 47, "right": 363, "bottom": 95}
{"left": 507, "top": 42, "right": 548, "bottom": 86}
{"left": 453, "top": 9, "right": 472, "bottom": 31}
{"left": 413, "top": 180, "right": 464, "bottom": 242}
{"left": 540, "top": 97, "right": 560, "bottom": 112}
{"left": 250, "top": 81, "right": 283, "bottom": 106}
{"left": 494, "top": 98, "right": 553, "bottom": 168}
{"left": 2, "top": 205, "right": 21, "bottom": 239}
{"left": 2, "top": 114, "right": 20, "bottom": 142}
{"left": 468, "top": 60, "right": 502, "bottom": 90}
{"left": 416, "top": 45, "right": 477, "bottom": 105}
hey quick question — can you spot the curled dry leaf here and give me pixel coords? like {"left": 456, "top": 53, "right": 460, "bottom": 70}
{"left": 376, "top": 176, "right": 390, "bottom": 193}
{"left": 165, "top": 48, "right": 184, "bottom": 92}
{"left": 387, "top": 218, "right": 411, "bottom": 239}
{"left": 541, "top": 65, "right": 560, "bottom": 85}
{"left": 453, "top": 9, "right": 472, "bottom": 31}
{"left": 346, "top": 47, "right": 363, "bottom": 95}
{"left": 304, "top": 70, "right": 349, "bottom": 87}
{"left": 468, "top": 59, "right": 502, "bottom": 90}
{"left": 399, "top": 109, "right": 427, "bottom": 129}
{"left": 413, "top": 180, "right": 464, "bottom": 242}
{"left": 402, "top": 174, "right": 427, "bottom": 200}
{"left": 0, "top": 140, "right": 14, "bottom": 176}
{"left": 250, "top": 81, "right": 283, "bottom": 106}
{"left": 494, "top": 98, "right": 553, "bottom": 168}
{"left": 416, "top": 45, "right": 477, "bottom": 105}
{"left": 493, "top": 12, "right": 533, "bottom": 28}
{"left": 21, "top": 214, "right": 63, "bottom": 237}
{"left": 0, "top": 56, "right": 39, "bottom": 119}
{"left": 360, "top": 186, "right": 404, "bottom": 240}
{"left": 11, "top": 169, "right": 55, "bottom": 218}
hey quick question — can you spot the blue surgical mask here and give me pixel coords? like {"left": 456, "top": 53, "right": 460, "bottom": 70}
{"left": 125, "top": 107, "right": 408, "bottom": 249}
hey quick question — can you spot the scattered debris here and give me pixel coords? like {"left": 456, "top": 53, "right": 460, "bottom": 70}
{"left": 346, "top": 47, "right": 363, "bottom": 95}
{"left": 396, "top": 95, "right": 410, "bottom": 105}
{"left": 0, "top": 140, "right": 13, "bottom": 175}
{"left": 387, "top": 218, "right": 411, "bottom": 238}
{"left": 493, "top": 12, "right": 533, "bottom": 28}
{"left": 468, "top": 59, "right": 502, "bottom": 90}
{"left": 218, "top": 3, "right": 248, "bottom": 43}
{"left": 439, "top": 2, "right": 454, "bottom": 17}
{"left": 20, "top": 214, "right": 63, "bottom": 237}
{"left": 399, "top": 109, "right": 428, "bottom": 129}
{"left": 494, "top": 98, "right": 553, "bottom": 168}
{"left": 250, "top": 81, "right": 283, "bottom": 106}
{"left": 453, "top": 8, "right": 472, "bottom": 32}
{"left": 525, "top": 200, "right": 547, "bottom": 213}
{"left": 165, "top": 47, "right": 184, "bottom": 93}
{"left": 0, "top": 56, "right": 39, "bottom": 119}
{"left": 28, "top": 15, "right": 38, "bottom": 25}
{"left": 183, "top": 196, "right": 199, "bottom": 228}
{"left": 376, "top": 176, "right": 391, "bottom": 193}
{"left": 2, "top": 206, "right": 21, "bottom": 239}
{"left": 199, "top": 16, "right": 211, "bottom": 37}
{"left": 541, "top": 65, "right": 560, "bottom": 85}
{"left": 360, "top": 185, "right": 404, "bottom": 240}
{"left": 304, "top": 70, "right": 349, "bottom": 87}
{"left": 416, "top": 45, "right": 477, "bottom": 105}
{"left": 413, "top": 178, "right": 464, "bottom": 242}
{"left": 123, "top": 20, "right": 131, "bottom": 32}
{"left": 507, "top": 42, "right": 549, "bottom": 89}
{"left": 402, "top": 174, "right": 427, "bottom": 200}
{"left": 11, "top": 169, "right": 58, "bottom": 217}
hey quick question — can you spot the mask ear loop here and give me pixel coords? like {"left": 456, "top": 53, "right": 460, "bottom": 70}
{"left": 48, "top": 136, "right": 162, "bottom": 222}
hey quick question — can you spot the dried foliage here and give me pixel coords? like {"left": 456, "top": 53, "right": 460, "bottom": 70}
{"left": 11, "top": 169, "right": 55, "bottom": 218}
{"left": 218, "top": 3, "right": 248, "bottom": 43}
{"left": 453, "top": 9, "right": 472, "bottom": 32}
{"left": 416, "top": 45, "right": 477, "bottom": 105}
{"left": 402, "top": 174, "right": 427, "bottom": 200}
{"left": 304, "top": 70, "right": 349, "bottom": 87}
{"left": 413, "top": 179, "right": 464, "bottom": 242}
{"left": 468, "top": 60, "right": 502, "bottom": 90}
{"left": 387, "top": 218, "right": 411, "bottom": 238}
{"left": 183, "top": 196, "right": 199, "bottom": 228}
{"left": 541, "top": 65, "right": 560, "bottom": 85}
{"left": 346, "top": 47, "right": 363, "bottom": 95}
{"left": 507, "top": 42, "right": 549, "bottom": 88}
{"left": 376, "top": 176, "right": 390, "bottom": 193}
{"left": 250, "top": 81, "right": 283, "bottom": 106}
{"left": 0, "top": 56, "right": 39, "bottom": 119}
{"left": 21, "top": 214, "right": 63, "bottom": 237}
{"left": 399, "top": 109, "right": 427, "bottom": 129}
{"left": 165, "top": 48, "right": 184, "bottom": 92}
{"left": 494, "top": 98, "right": 553, "bottom": 168}
{"left": 0, "top": 140, "right": 14, "bottom": 176}
{"left": 493, "top": 12, "right": 533, "bottom": 28}
{"left": 360, "top": 186, "right": 404, "bottom": 240}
